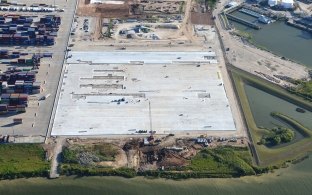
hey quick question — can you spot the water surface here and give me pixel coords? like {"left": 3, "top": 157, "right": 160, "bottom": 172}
{"left": 230, "top": 11, "right": 312, "bottom": 67}
{"left": 244, "top": 84, "right": 312, "bottom": 130}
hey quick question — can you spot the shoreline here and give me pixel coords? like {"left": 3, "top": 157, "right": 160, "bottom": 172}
{"left": 0, "top": 144, "right": 310, "bottom": 181}
{"left": 0, "top": 156, "right": 304, "bottom": 181}
{"left": 0, "top": 154, "right": 311, "bottom": 195}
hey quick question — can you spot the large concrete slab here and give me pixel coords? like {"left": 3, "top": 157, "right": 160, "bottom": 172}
{"left": 51, "top": 52, "right": 235, "bottom": 136}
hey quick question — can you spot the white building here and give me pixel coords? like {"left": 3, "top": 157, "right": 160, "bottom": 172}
{"left": 268, "top": 0, "right": 294, "bottom": 9}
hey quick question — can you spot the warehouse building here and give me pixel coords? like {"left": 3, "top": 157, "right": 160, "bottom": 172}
{"left": 51, "top": 51, "right": 236, "bottom": 136}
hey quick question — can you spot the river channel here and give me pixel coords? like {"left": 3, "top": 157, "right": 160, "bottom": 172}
{"left": 244, "top": 84, "right": 312, "bottom": 130}
{"left": 230, "top": 11, "right": 312, "bottom": 68}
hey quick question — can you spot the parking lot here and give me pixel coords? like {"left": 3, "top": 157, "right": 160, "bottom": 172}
{"left": 0, "top": 0, "right": 77, "bottom": 139}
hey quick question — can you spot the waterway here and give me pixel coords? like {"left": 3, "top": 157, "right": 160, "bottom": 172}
{"left": 230, "top": 11, "right": 312, "bottom": 68}
{"left": 244, "top": 84, "right": 312, "bottom": 130}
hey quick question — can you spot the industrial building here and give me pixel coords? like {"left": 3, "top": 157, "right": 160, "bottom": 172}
{"left": 51, "top": 51, "right": 236, "bottom": 136}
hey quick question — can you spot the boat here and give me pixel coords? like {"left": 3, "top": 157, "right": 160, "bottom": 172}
{"left": 296, "top": 107, "right": 306, "bottom": 113}
{"left": 258, "top": 15, "right": 271, "bottom": 24}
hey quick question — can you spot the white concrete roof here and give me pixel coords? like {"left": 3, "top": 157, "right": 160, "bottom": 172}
{"left": 51, "top": 52, "right": 235, "bottom": 136}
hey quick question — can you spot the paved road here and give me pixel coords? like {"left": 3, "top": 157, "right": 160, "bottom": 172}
{"left": 45, "top": 0, "right": 78, "bottom": 141}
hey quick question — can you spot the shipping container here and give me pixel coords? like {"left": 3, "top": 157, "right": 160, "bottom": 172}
{"left": 7, "top": 105, "right": 16, "bottom": 112}
{"left": 16, "top": 104, "right": 26, "bottom": 112}
{"left": 0, "top": 104, "right": 8, "bottom": 111}
{"left": 1, "top": 93, "right": 10, "bottom": 100}
{"left": 13, "top": 118, "right": 22, "bottom": 123}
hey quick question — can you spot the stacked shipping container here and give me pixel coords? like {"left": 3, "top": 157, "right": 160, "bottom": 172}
{"left": 0, "top": 51, "right": 45, "bottom": 66}
{"left": 0, "top": 14, "right": 61, "bottom": 46}
{"left": 0, "top": 71, "right": 40, "bottom": 94}
{"left": 0, "top": 93, "right": 27, "bottom": 113}
{"left": 0, "top": 14, "right": 58, "bottom": 116}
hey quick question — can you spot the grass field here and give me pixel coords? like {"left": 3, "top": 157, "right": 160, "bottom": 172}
{"left": 187, "top": 146, "right": 256, "bottom": 176}
{"left": 0, "top": 144, "right": 49, "bottom": 179}
{"left": 292, "top": 80, "right": 312, "bottom": 101}
{"left": 230, "top": 67, "right": 312, "bottom": 167}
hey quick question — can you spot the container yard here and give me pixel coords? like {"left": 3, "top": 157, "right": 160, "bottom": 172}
{"left": 0, "top": 51, "right": 50, "bottom": 130}
{"left": 0, "top": 0, "right": 77, "bottom": 140}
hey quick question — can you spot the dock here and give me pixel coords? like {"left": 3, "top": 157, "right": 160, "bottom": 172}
{"left": 242, "top": 4, "right": 285, "bottom": 19}
{"left": 239, "top": 8, "right": 261, "bottom": 18}
{"left": 226, "top": 14, "right": 261, "bottom": 30}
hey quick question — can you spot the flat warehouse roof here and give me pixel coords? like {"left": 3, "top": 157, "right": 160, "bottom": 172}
{"left": 51, "top": 52, "right": 235, "bottom": 136}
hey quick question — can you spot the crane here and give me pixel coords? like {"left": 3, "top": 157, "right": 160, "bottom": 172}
{"left": 148, "top": 101, "right": 155, "bottom": 142}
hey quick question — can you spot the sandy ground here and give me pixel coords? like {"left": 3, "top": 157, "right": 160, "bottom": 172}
{"left": 50, "top": 137, "right": 65, "bottom": 178}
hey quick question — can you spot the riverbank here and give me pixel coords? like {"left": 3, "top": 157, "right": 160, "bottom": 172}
{"left": 0, "top": 153, "right": 311, "bottom": 195}
{"left": 59, "top": 144, "right": 268, "bottom": 180}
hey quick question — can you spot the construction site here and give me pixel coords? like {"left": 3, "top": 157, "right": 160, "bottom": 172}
{"left": 43, "top": 0, "right": 250, "bottom": 177}
{"left": 0, "top": 0, "right": 310, "bottom": 184}
{"left": 0, "top": 0, "right": 254, "bottom": 179}
{"left": 68, "top": 0, "right": 219, "bottom": 51}
{"left": 54, "top": 134, "right": 247, "bottom": 173}
{"left": 46, "top": 0, "right": 244, "bottom": 137}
